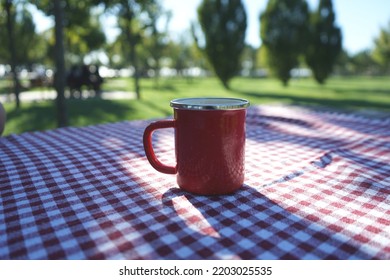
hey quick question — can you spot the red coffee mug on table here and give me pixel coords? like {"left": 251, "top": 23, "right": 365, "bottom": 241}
{"left": 143, "top": 97, "right": 249, "bottom": 195}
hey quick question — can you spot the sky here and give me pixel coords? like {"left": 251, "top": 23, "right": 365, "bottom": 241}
{"left": 32, "top": 0, "right": 390, "bottom": 55}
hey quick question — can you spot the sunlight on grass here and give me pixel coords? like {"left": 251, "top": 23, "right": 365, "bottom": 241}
{"left": 2, "top": 76, "right": 389, "bottom": 136}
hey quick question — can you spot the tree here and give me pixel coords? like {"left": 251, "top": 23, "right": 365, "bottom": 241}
{"left": 0, "top": 4, "right": 47, "bottom": 69}
{"left": 241, "top": 44, "right": 258, "bottom": 77}
{"left": 351, "top": 50, "right": 379, "bottom": 75}
{"left": 372, "top": 21, "right": 390, "bottom": 74}
{"left": 142, "top": 2, "right": 171, "bottom": 87}
{"left": 260, "top": 0, "right": 309, "bottom": 86}
{"left": 32, "top": 0, "right": 108, "bottom": 127}
{"left": 2, "top": 0, "right": 21, "bottom": 108}
{"left": 95, "top": 0, "right": 158, "bottom": 100}
{"left": 197, "top": 0, "right": 247, "bottom": 89}
{"left": 332, "top": 49, "right": 352, "bottom": 75}
{"left": 305, "top": 0, "right": 342, "bottom": 84}
{"left": 164, "top": 34, "right": 206, "bottom": 78}
{"left": 31, "top": 0, "right": 70, "bottom": 126}
{"left": 63, "top": 11, "right": 106, "bottom": 65}
{"left": 53, "top": 0, "right": 68, "bottom": 127}
{"left": 33, "top": 0, "right": 106, "bottom": 66}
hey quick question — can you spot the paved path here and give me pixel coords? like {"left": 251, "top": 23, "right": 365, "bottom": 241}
{"left": 0, "top": 90, "right": 136, "bottom": 103}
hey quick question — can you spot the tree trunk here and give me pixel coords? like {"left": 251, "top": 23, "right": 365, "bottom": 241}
{"left": 54, "top": 0, "right": 68, "bottom": 127}
{"left": 222, "top": 79, "right": 230, "bottom": 90}
{"left": 130, "top": 40, "right": 141, "bottom": 99}
{"left": 5, "top": 0, "right": 21, "bottom": 109}
{"left": 124, "top": 3, "right": 141, "bottom": 100}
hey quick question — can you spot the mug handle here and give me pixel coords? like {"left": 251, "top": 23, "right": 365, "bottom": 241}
{"left": 143, "top": 120, "right": 177, "bottom": 174}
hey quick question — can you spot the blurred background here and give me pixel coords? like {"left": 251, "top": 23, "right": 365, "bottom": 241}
{"left": 0, "top": 0, "right": 389, "bottom": 136}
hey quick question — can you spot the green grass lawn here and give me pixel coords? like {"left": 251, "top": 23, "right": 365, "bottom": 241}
{"left": 1, "top": 75, "right": 390, "bottom": 136}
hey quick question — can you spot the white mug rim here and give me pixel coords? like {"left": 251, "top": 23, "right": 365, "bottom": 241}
{"left": 170, "top": 97, "right": 249, "bottom": 110}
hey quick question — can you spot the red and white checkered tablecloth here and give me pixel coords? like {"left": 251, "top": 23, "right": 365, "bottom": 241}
{"left": 0, "top": 105, "right": 389, "bottom": 260}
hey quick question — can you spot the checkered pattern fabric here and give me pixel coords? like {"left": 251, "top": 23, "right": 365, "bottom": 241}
{"left": 1, "top": 105, "right": 389, "bottom": 259}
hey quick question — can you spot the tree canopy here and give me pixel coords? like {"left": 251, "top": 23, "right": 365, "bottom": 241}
{"left": 0, "top": 5, "right": 46, "bottom": 68}
{"left": 305, "top": 0, "right": 342, "bottom": 84}
{"left": 260, "top": 0, "right": 309, "bottom": 86}
{"left": 0, "top": 0, "right": 388, "bottom": 95}
{"left": 32, "top": 0, "right": 106, "bottom": 66}
{"left": 198, "top": 0, "right": 247, "bottom": 89}
{"left": 372, "top": 21, "right": 390, "bottom": 73}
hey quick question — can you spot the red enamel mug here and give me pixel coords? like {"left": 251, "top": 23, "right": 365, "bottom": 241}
{"left": 143, "top": 97, "right": 249, "bottom": 195}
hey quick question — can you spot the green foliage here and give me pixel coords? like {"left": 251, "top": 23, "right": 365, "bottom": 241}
{"left": 372, "top": 21, "right": 390, "bottom": 73}
{"left": 93, "top": 0, "right": 159, "bottom": 99}
{"left": 240, "top": 44, "right": 258, "bottom": 77}
{"left": 32, "top": 0, "right": 106, "bottom": 66}
{"left": 350, "top": 50, "right": 380, "bottom": 75}
{"left": 164, "top": 39, "right": 197, "bottom": 74}
{"left": 0, "top": 4, "right": 47, "bottom": 67}
{"left": 305, "top": 0, "right": 342, "bottom": 84}
{"left": 197, "top": 0, "right": 247, "bottom": 89}
{"left": 260, "top": 0, "right": 309, "bottom": 86}
{"left": 64, "top": 13, "right": 106, "bottom": 65}
{"left": 139, "top": 2, "right": 171, "bottom": 82}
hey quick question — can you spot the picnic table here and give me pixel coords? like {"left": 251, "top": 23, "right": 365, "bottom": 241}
{"left": 0, "top": 105, "right": 389, "bottom": 259}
